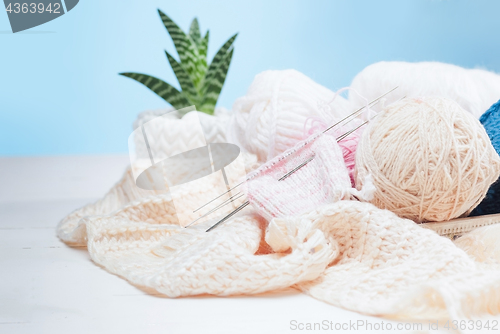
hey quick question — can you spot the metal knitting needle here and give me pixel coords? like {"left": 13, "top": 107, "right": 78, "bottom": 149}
{"left": 206, "top": 201, "right": 251, "bottom": 232}
{"left": 333, "top": 95, "right": 407, "bottom": 143}
{"left": 192, "top": 86, "right": 398, "bottom": 215}
{"left": 192, "top": 179, "right": 246, "bottom": 213}
{"left": 185, "top": 192, "right": 244, "bottom": 228}
{"left": 190, "top": 156, "right": 315, "bottom": 227}
{"left": 278, "top": 155, "right": 316, "bottom": 181}
{"left": 197, "top": 155, "right": 316, "bottom": 228}
{"left": 336, "top": 120, "right": 369, "bottom": 142}
{"left": 320, "top": 85, "right": 397, "bottom": 134}
{"left": 211, "top": 192, "right": 244, "bottom": 211}
{"left": 205, "top": 154, "right": 316, "bottom": 232}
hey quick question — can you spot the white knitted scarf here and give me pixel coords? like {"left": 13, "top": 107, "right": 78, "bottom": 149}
{"left": 57, "top": 164, "right": 500, "bottom": 322}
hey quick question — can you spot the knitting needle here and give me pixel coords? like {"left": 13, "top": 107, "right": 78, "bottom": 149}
{"left": 333, "top": 95, "right": 407, "bottom": 143}
{"left": 197, "top": 155, "right": 316, "bottom": 227}
{"left": 190, "top": 155, "right": 317, "bottom": 228}
{"left": 191, "top": 87, "right": 398, "bottom": 215}
{"left": 278, "top": 155, "right": 316, "bottom": 181}
{"left": 205, "top": 154, "right": 316, "bottom": 232}
{"left": 206, "top": 201, "right": 251, "bottom": 232}
{"left": 320, "top": 85, "right": 397, "bottom": 134}
{"left": 336, "top": 119, "right": 369, "bottom": 142}
{"left": 203, "top": 108, "right": 386, "bottom": 232}
{"left": 185, "top": 192, "right": 244, "bottom": 228}
{"left": 203, "top": 135, "right": 347, "bottom": 232}
{"left": 192, "top": 179, "right": 245, "bottom": 213}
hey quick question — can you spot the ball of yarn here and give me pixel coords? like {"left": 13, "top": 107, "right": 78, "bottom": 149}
{"left": 227, "top": 69, "right": 352, "bottom": 163}
{"left": 355, "top": 97, "right": 500, "bottom": 222}
{"left": 349, "top": 61, "right": 500, "bottom": 118}
{"left": 470, "top": 99, "right": 500, "bottom": 216}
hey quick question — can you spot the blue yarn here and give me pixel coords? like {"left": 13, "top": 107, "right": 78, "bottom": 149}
{"left": 470, "top": 99, "right": 500, "bottom": 216}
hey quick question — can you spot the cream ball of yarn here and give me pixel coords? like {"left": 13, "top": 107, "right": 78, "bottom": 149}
{"left": 355, "top": 96, "right": 500, "bottom": 223}
{"left": 227, "top": 69, "right": 352, "bottom": 163}
{"left": 349, "top": 61, "right": 500, "bottom": 118}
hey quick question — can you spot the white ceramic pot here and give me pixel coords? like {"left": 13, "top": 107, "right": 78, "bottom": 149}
{"left": 132, "top": 107, "right": 232, "bottom": 161}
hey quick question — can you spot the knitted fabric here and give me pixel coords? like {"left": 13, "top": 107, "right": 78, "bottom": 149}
{"left": 57, "top": 180, "right": 500, "bottom": 320}
{"left": 471, "top": 99, "right": 500, "bottom": 216}
{"left": 57, "top": 152, "right": 261, "bottom": 245}
{"left": 246, "top": 134, "right": 351, "bottom": 221}
{"left": 303, "top": 119, "right": 362, "bottom": 187}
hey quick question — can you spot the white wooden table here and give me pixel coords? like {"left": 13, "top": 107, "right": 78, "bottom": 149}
{"left": 0, "top": 156, "right": 448, "bottom": 333}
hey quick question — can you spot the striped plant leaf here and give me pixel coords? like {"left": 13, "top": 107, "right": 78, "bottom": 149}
{"left": 198, "top": 30, "right": 209, "bottom": 60}
{"left": 158, "top": 10, "right": 200, "bottom": 85}
{"left": 164, "top": 51, "right": 198, "bottom": 102}
{"left": 158, "top": 10, "right": 189, "bottom": 62}
{"left": 202, "top": 33, "right": 237, "bottom": 92}
{"left": 193, "top": 32, "right": 208, "bottom": 91}
{"left": 186, "top": 40, "right": 205, "bottom": 89}
{"left": 189, "top": 18, "right": 201, "bottom": 46}
{"left": 199, "top": 48, "right": 234, "bottom": 114}
{"left": 188, "top": 18, "right": 209, "bottom": 84}
{"left": 119, "top": 72, "right": 190, "bottom": 110}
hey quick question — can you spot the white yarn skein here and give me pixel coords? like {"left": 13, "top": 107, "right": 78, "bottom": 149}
{"left": 355, "top": 97, "right": 500, "bottom": 223}
{"left": 227, "top": 69, "right": 352, "bottom": 163}
{"left": 349, "top": 61, "right": 500, "bottom": 118}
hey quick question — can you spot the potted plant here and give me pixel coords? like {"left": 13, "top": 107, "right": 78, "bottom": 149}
{"left": 121, "top": 10, "right": 237, "bottom": 151}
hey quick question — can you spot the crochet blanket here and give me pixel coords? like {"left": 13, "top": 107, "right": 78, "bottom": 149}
{"left": 57, "top": 163, "right": 500, "bottom": 322}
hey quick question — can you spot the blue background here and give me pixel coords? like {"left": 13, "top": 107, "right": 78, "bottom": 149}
{"left": 1, "top": 0, "right": 500, "bottom": 156}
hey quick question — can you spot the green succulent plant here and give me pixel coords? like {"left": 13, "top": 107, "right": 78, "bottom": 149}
{"left": 120, "top": 10, "right": 237, "bottom": 116}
